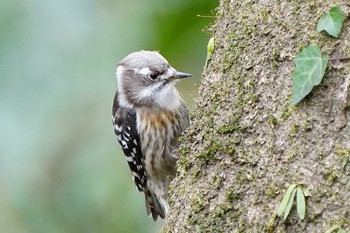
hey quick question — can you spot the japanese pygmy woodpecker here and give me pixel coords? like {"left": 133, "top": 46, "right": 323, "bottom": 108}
{"left": 112, "top": 50, "right": 191, "bottom": 220}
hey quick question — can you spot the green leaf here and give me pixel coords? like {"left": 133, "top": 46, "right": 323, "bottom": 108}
{"left": 292, "top": 44, "right": 328, "bottom": 105}
{"left": 302, "top": 187, "right": 312, "bottom": 197}
{"left": 284, "top": 187, "right": 297, "bottom": 220}
{"left": 296, "top": 187, "right": 305, "bottom": 219}
{"left": 325, "top": 225, "right": 341, "bottom": 233}
{"left": 205, "top": 37, "right": 215, "bottom": 67}
{"left": 277, "top": 184, "right": 297, "bottom": 216}
{"left": 207, "top": 37, "right": 215, "bottom": 54}
{"left": 317, "top": 6, "right": 346, "bottom": 38}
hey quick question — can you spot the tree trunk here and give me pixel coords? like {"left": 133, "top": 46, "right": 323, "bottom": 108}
{"left": 162, "top": 1, "right": 350, "bottom": 232}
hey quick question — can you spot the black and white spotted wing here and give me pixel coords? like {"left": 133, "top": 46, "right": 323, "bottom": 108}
{"left": 112, "top": 93, "right": 146, "bottom": 192}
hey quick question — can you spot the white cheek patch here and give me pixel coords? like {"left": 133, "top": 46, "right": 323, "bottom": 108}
{"left": 116, "top": 65, "right": 133, "bottom": 108}
{"left": 136, "top": 82, "right": 163, "bottom": 100}
{"left": 136, "top": 67, "right": 151, "bottom": 76}
{"left": 135, "top": 82, "right": 181, "bottom": 111}
{"left": 116, "top": 66, "right": 124, "bottom": 87}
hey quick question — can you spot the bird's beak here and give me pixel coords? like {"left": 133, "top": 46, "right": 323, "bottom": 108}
{"left": 168, "top": 71, "right": 192, "bottom": 80}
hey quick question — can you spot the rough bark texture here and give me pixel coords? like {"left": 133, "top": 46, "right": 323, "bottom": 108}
{"left": 162, "top": 1, "right": 350, "bottom": 233}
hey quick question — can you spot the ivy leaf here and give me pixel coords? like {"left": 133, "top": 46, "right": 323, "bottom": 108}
{"left": 292, "top": 44, "right": 328, "bottom": 105}
{"left": 317, "top": 6, "right": 346, "bottom": 38}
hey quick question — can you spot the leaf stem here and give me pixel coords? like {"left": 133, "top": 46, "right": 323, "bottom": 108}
{"left": 196, "top": 15, "right": 217, "bottom": 18}
{"left": 328, "top": 56, "right": 350, "bottom": 62}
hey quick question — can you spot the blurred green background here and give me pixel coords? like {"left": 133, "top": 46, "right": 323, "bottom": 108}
{"left": 0, "top": 0, "right": 217, "bottom": 232}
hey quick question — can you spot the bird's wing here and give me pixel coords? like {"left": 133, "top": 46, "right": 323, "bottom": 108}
{"left": 112, "top": 92, "right": 146, "bottom": 192}
{"left": 112, "top": 92, "right": 164, "bottom": 220}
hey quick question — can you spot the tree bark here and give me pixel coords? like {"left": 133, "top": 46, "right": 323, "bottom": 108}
{"left": 162, "top": 1, "right": 350, "bottom": 232}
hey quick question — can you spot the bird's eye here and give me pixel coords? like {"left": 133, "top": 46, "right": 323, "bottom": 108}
{"left": 148, "top": 72, "right": 159, "bottom": 80}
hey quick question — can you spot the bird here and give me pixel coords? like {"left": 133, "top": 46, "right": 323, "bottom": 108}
{"left": 112, "top": 50, "right": 191, "bottom": 220}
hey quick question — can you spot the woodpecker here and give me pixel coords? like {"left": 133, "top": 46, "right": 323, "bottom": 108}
{"left": 112, "top": 50, "right": 191, "bottom": 220}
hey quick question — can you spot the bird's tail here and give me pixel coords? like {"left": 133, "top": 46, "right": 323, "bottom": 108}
{"left": 144, "top": 189, "right": 168, "bottom": 221}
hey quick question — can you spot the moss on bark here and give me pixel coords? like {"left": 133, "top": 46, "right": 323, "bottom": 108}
{"left": 162, "top": 1, "right": 350, "bottom": 232}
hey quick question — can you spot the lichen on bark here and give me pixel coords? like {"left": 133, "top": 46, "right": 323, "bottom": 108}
{"left": 162, "top": 1, "right": 350, "bottom": 232}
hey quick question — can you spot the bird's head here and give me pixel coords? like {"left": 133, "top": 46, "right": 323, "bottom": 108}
{"left": 116, "top": 50, "right": 191, "bottom": 109}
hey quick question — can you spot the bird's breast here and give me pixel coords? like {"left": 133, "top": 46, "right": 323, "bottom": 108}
{"left": 136, "top": 107, "right": 185, "bottom": 177}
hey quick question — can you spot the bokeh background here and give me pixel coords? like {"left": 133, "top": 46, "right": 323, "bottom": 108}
{"left": 0, "top": 0, "right": 217, "bottom": 232}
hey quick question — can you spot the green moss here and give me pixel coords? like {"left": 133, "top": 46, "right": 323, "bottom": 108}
{"left": 269, "top": 115, "right": 280, "bottom": 127}
{"left": 177, "top": 157, "right": 191, "bottom": 173}
{"left": 334, "top": 144, "right": 350, "bottom": 157}
{"left": 286, "top": 149, "right": 297, "bottom": 160}
{"left": 327, "top": 171, "right": 338, "bottom": 185}
{"left": 247, "top": 93, "right": 258, "bottom": 105}
{"left": 226, "top": 186, "right": 240, "bottom": 202}
{"left": 261, "top": 8, "right": 269, "bottom": 22}
{"left": 217, "top": 124, "right": 241, "bottom": 134}
{"left": 191, "top": 166, "right": 202, "bottom": 180}
{"left": 235, "top": 169, "right": 249, "bottom": 183}
{"left": 280, "top": 103, "right": 295, "bottom": 121}
{"left": 178, "top": 143, "right": 190, "bottom": 157}
{"left": 265, "top": 184, "right": 280, "bottom": 198}
{"left": 177, "top": 144, "right": 192, "bottom": 172}
{"left": 212, "top": 204, "right": 234, "bottom": 218}
{"left": 272, "top": 48, "right": 281, "bottom": 61}
{"left": 224, "top": 144, "right": 236, "bottom": 156}
{"left": 197, "top": 139, "right": 223, "bottom": 162}
{"left": 191, "top": 195, "right": 205, "bottom": 214}
{"left": 290, "top": 123, "right": 299, "bottom": 134}
{"left": 334, "top": 144, "right": 350, "bottom": 170}
{"left": 292, "top": 4, "right": 301, "bottom": 14}
{"left": 307, "top": 213, "right": 318, "bottom": 221}
{"left": 264, "top": 214, "right": 278, "bottom": 233}
{"left": 211, "top": 172, "right": 219, "bottom": 183}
